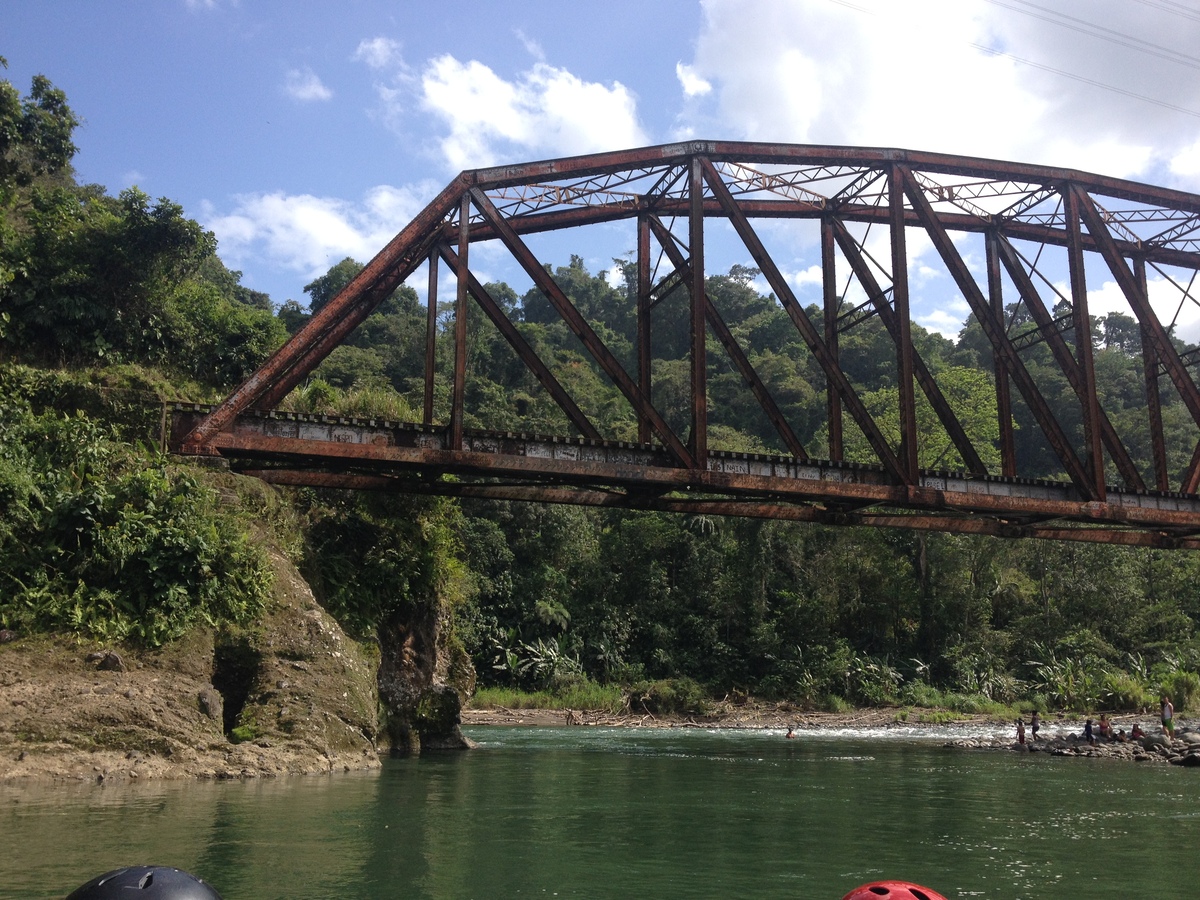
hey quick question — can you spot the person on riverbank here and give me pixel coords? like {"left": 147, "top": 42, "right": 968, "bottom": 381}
{"left": 1015, "top": 719, "right": 1025, "bottom": 744}
{"left": 1098, "top": 714, "right": 1112, "bottom": 740}
{"left": 1030, "top": 710, "right": 1040, "bottom": 740}
{"left": 1131, "top": 723, "right": 1145, "bottom": 739}
{"left": 1161, "top": 695, "right": 1175, "bottom": 740}
{"left": 1084, "top": 718, "right": 1096, "bottom": 745}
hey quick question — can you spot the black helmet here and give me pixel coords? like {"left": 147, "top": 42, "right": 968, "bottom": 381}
{"left": 66, "top": 866, "right": 222, "bottom": 899}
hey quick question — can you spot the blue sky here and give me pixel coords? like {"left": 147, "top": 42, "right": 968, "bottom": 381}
{"left": 8, "top": 0, "right": 1200, "bottom": 338}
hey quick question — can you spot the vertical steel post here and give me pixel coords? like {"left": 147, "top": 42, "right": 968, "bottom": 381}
{"left": 986, "top": 230, "right": 1017, "bottom": 477}
{"left": 890, "top": 166, "right": 919, "bottom": 481}
{"left": 424, "top": 252, "right": 439, "bottom": 426}
{"left": 1065, "top": 187, "right": 1106, "bottom": 500}
{"left": 822, "top": 215, "right": 843, "bottom": 461}
{"left": 689, "top": 155, "right": 708, "bottom": 467}
{"left": 1135, "top": 257, "right": 1169, "bottom": 491}
{"left": 450, "top": 194, "right": 470, "bottom": 451}
{"left": 637, "top": 214, "right": 653, "bottom": 446}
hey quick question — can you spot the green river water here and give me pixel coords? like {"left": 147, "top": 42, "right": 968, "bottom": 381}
{"left": 3, "top": 724, "right": 1199, "bottom": 899}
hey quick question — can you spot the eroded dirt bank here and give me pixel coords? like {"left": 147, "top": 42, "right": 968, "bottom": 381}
{"left": 0, "top": 548, "right": 382, "bottom": 783}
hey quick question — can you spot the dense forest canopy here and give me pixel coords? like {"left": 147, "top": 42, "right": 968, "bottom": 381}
{"left": 3, "top": 64, "right": 1200, "bottom": 716}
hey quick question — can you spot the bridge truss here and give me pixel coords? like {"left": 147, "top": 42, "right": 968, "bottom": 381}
{"left": 173, "top": 142, "right": 1200, "bottom": 547}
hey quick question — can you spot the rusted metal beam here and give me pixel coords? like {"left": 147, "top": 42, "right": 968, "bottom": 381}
{"left": 637, "top": 214, "right": 652, "bottom": 446}
{"left": 423, "top": 251, "right": 438, "bottom": 426}
{"left": 1072, "top": 184, "right": 1200, "bottom": 434}
{"left": 698, "top": 157, "right": 910, "bottom": 483}
{"left": 832, "top": 219, "right": 988, "bottom": 476}
{"left": 241, "top": 468, "right": 1199, "bottom": 548}
{"left": 180, "top": 176, "right": 468, "bottom": 453}
{"left": 689, "top": 156, "right": 708, "bottom": 467}
{"left": 201, "top": 423, "right": 1200, "bottom": 527}
{"left": 985, "top": 231, "right": 1017, "bottom": 478}
{"left": 889, "top": 165, "right": 920, "bottom": 482}
{"left": 822, "top": 216, "right": 844, "bottom": 461}
{"left": 465, "top": 141, "right": 1200, "bottom": 215}
{"left": 994, "top": 235, "right": 1146, "bottom": 491}
{"left": 898, "top": 165, "right": 1097, "bottom": 498}
{"left": 1134, "top": 256, "right": 1169, "bottom": 492}
{"left": 648, "top": 216, "right": 809, "bottom": 460}
{"left": 450, "top": 199, "right": 1200, "bottom": 272}
{"left": 450, "top": 193, "right": 470, "bottom": 451}
{"left": 467, "top": 186, "right": 695, "bottom": 467}
{"left": 437, "top": 245, "right": 602, "bottom": 441}
{"left": 1064, "top": 186, "right": 1107, "bottom": 500}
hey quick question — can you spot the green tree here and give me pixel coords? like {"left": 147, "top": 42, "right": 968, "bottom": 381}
{"left": 304, "top": 257, "right": 363, "bottom": 314}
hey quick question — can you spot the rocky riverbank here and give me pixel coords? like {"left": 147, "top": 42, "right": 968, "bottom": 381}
{"left": 947, "top": 723, "right": 1200, "bottom": 766}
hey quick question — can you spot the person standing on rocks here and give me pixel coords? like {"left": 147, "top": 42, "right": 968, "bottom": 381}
{"left": 1161, "top": 695, "right": 1175, "bottom": 740}
{"left": 1030, "top": 710, "right": 1040, "bottom": 741}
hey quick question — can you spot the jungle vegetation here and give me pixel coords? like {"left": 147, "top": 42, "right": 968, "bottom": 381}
{"left": 3, "top": 63, "right": 1200, "bottom": 717}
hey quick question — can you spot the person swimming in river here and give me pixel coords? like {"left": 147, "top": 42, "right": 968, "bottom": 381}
{"left": 785, "top": 727, "right": 796, "bottom": 739}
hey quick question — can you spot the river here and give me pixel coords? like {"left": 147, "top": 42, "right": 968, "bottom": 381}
{"left": 3, "top": 724, "right": 1197, "bottom": 899}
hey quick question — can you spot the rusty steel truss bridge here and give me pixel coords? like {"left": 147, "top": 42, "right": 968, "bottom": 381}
{"left": 171, "top": 141, "right": 1200, "bottom": 548}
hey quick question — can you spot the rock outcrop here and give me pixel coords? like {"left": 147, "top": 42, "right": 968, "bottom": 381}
{"left": 0, "top": 547, "right": 386, "bottom": 781}
{"left": 946, "top": 723, "right": 1200, "bottom": 765}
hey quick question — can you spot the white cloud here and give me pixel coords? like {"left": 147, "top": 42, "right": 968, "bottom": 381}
{"left": 675, "top": 62, "right": 712, "bottom": 98}
{"left": 1086, "top": 277, "right": 1200, "bottom": 344}
{"left": 354, "top": 37, "right": 403, "bottom": 71}
{"left": 420, "top": 56, "right": 649, "bottom": 170}
{"left": 785, "top": 264, "right": 822, "bottom": 290}
{"left": 284, "top": 67, "right": 332, "bottom": 102}
{"left": 918, "top": 299, "right": 971, "bottom": 339}
{"left": 356, "top": 47, "right": 648, "bottom": 171}
{"left": 1169, "top": 138, "right": 1200, "bottom": 179}
{"left": 204, "top": 183, "right": 434, "bottom": 282}
{"left": 681, "top": 0, "right": 1200, "bottom": 187}
{"left": 515, "top": 29, "right": 546, "bottom": 63}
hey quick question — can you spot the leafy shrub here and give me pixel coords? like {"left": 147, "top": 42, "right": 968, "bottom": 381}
{"left": 1102, "top": 671, "right": 1155, "bottom": 711}
{"left": 0, "top": 395, "right": 271, "bottom": 645}
{"left": 626, "top": 677, "right": 706, "bottom": 715}
{"left": 1027, "top": 653, "right": 1108, "bottom": 711}
{"left": 1161, "top": 671, "right": 1200, "bottom": 713}
{"left": 821, "top": 694, "right": 852, "bottom": 713}
{"left": 901, "top": 681, "right": 948, "bottom": 707}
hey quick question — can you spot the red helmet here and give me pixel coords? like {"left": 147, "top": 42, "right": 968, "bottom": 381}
{"left": 842, "top": 881, "right": 948, "bottom": 900}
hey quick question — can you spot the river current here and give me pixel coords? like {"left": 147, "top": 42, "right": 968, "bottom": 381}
{"left": 3, "top": 724, "right": 1197, "bottom": 899}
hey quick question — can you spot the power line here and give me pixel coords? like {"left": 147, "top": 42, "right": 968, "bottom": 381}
{"left": 969, "top": 41, "right": 1200, "bottom": 119}
{"left": 981, "top": 0, "right": 1200, "bottom": 72}
{"left": 824, "top": 0, "right": 1200, "bottom": 121}
{"left": 1129, "top": 0, "right": 1200, "bottom": 25}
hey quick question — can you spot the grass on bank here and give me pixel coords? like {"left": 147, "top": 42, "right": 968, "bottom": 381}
{"left": 468, "top": 680, "right": 1027, "bottom": 721}
{"left": 471, "top": 683, "right": 626, "bottom": 715}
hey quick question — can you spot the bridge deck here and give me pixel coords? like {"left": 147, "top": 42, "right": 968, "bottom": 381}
{"left": 168, "top": 405, "right": 1200, "bottom": 548}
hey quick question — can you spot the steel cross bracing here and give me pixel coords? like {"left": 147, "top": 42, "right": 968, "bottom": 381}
{"left": 173, "top": 141, "right": 1200, "bottom": 548}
